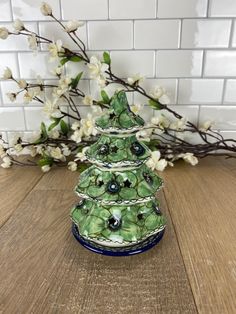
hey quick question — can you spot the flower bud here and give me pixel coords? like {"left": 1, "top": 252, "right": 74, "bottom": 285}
{"left": 2, "top": 67, "right": 12, "bottom": 79}
{"left": 40, "top": 2, "right": 52, "bottom": 16}
{"left": 0, "top": 27, "right": 9, "bottom": 39}
{"left": 13, "top": 19, "right": 24, "bottom": 32}
{"left": 65, "top": 20, "right": 84, "bottom": 33}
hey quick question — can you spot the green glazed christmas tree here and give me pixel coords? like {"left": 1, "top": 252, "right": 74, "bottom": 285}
{"left": 71, "top": 91, "right": 166, "bottom": 256}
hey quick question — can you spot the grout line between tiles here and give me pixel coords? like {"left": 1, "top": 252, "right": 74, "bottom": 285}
{"left": 229, "top": 20, "right": 235, "bottom": 48}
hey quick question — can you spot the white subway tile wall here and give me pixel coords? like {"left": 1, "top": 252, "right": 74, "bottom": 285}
{"left": 0, "top": 0, "right": 235, "bottom": 141}
{"left": 157, "top": 0, "right": 208, "bottom": 18}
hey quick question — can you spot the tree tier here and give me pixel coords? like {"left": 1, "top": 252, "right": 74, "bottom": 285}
{"left": 75, "top": 164, "right": 163, "bottom": 205}
{"left": 85, "top": 134, "right": 150, "bottom": 168}
{"left": 71, "top": 198, "right": 166, "bottom": 246}
{"left": 95, "top": 91, "right": 144, "bottom": 133}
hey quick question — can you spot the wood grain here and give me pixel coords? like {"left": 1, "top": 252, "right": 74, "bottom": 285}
{"left": 162, "top": 158, "right": 236, "bottom": 314}
{"left": 0, "top": 167, "right": 197, "bottom": 314}
{"left": 0, "top": 165, "right": 43, "bottom": 227}
{"left": 218, "top": 156, "right": 236, "bottom": 175}
{"left": 34, "top": 167, "right": 78, "bottom": 191}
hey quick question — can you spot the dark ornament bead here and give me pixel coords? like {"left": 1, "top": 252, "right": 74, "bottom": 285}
{"left": 110, "top": 145, "right": 118, "bottom": 153}
{"left": 98, "top": 144, "right": 109, "bottom": 155}
{"left": 153, "top": 204, "right": 162, "bottom": 215}
{"left": 123, "top": 179, "right": 132, "bottom": 188}
{"left": 137, "top": 213, "right": 144, "bottom": 220}
{"left": 76, "top": 199, "right": 85, "bottom": 208}
{"left": 131, "top": 142, "right": 145, "bottom": 156}
{"left": 143, "top": 172, "right": 153, "bottom": 185}
{"left": 108, "top": 216, "right": 122, "bottom": 230}
{"left": 107, "top": 180, "right": 120, "bottom": 193}
{"left": 82, "top": 208, "right": 89, "bottom": 214}
{"left": 76, "top": 199, "right": 89, "bottom": 214}
{"left": 97, "top": 179, "right": 104, "bottom": 187}
{"left": 109, "top": 112, "right": 116, "bottom": 119}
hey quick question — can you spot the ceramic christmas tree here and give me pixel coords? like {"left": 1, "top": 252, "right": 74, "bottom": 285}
{"left": 71, "top": 91, "right": 166, "bottom": 256}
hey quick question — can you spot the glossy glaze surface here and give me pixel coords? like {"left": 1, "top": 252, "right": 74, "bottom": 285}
{"left": 72, "top": 91, "right": 166, "bottom": 252}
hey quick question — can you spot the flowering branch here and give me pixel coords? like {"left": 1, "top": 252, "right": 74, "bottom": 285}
{"left": 0, "top": 2, "right": 235, "bottom": 172}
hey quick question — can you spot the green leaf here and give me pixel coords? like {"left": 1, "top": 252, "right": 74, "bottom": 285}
{"left": 48, "top": 118, "right": 61, "bottom": 132}
{"left": 70, "top": 55, "right": 83, "bottom": 62}
{"left": 146, "top": 139, "right": 160, "bottom": 151}
{"left": 37, "top": 156, "right": 53, "bottom": 167}
{"left": 60, "top": 120, "right": 69, "bottom": 135}
{"left": 101, "top": 90, "right": 110, "bottom": 104}
{"left": 60, "top": 55, "right": 83, "bottom": 66}
{"left": 103, "top": 51, "right": 111, "bottom": 65}
{"left": 77, "top": 162, "right": 90, "bottom": 172}
{"left": 33, "top": 123, "right": 50, "bottom": 144}
{"left": 40, "top": 122, "right": 48, "bottom": 138}
{"left": 148, "top": 99, "right": 162, "bottom": 110}
{"left": 70, "top": 72, "right": 83, "bottom": 89}
{"left": 60, "top": 58, "right": 69, "bottom": 66}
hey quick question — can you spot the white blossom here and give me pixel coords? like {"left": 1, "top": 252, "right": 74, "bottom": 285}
{"left": 43, "top": 98, "right": 62, "bottom": 118}
{"left": 23, "top": 87, "right": 41, "bottom": 104}
{"left": 168, "top": 161, "right": 174, "bottom": 167}
{"left": 40, "top": 2, "right": 52, "bottom": 16}
{"left": 151, "top": 86, "right": 165, "bottom": 99}
{"left": 0, "top": 27, "right": 9, "bottom": 40}
{"left": 14, "top": 143, "right": 23, "bottom": 153}
{"left": 65, "top": 20, "right": 84, "bottom": 33}
{"left": 6, "top": 93, "right": 16, "bottom": 102}
{"left": 68, "top": 161, "right": 77, "bottom": 172}
{"left": 0, "top": 144, "right": 6, "bottom": 158}
{"left": 130, "top": 104, "right": 142, "bottom": 115}
{"left": 28, "top": 146, "right": 37, "bottom": 157}
{"left": 136, "top": 129, "right": 153, "bottom": 142}
{"left": 23, "top": 91, "right": 33, "bottom": 104}
{"left": 41, "top": 165, "right": 51, "bottom": 172}
{"left": 97, "top": 77, "right": 106, "bottom": 88}
{"left": 81, "top": 113, "right": 98, "bottom": 137}
{"left": 71, "top": 129, "right": 83, "bottom": 143}
{"left": 151, "top": 85, "right": 170, "bottom": 105}
{"left": 151, "top": 114, "right": 170, "bottom": 129}
{"left": 127, "top": 73, "right": 144, "bottom": 85}
{"left": 1, "top": 156, "right": 12, "bottom": 168}
{"left": 151, "top": 116, "right": 160, "bottom": 125}
{"left": 48, "top": 40, "right": 64, "bottom": 62}
{"left": 75, "top": 147, "right": 89, "bottom": 162}
{"left": 91, "top": 105, "right": 103, "bottom": 116}
{"left": 87, "top": 56, "right": 108, "bottom": 80}
{"left": 2, "top": 67, "right": 12, "bottom": 80}
{"left": 17, "top": 79, "right": 27, "bottom": 89}
{"left": 53, "top": 76, "right": 71, "bottom": 97}
{"left": 36, "top": 145, "right": 44, "bottom": 155}
{"left": 180, "top": 153, "right": 198, "bottom": 166}
{"left": 61, "top": 144, "right": 71, "bottom": 156}
{"left": 159, "top": 93, "right": 170, "bottom": 105}
{"left": 8, "top": 133, "right": 21, "bottom": 147}
{"left": 49, "top": 129, "right": 60, "bottom": 139}
{"left": 36, "top": 75, "right": 43, "bottom": 85}
{"left": 146, "top": 151, "right": 168, "bottom": 172}
{"left": 50, "top": 147, "right": 65, "bottom": 160}
{"left": 13, "top": 19, "right": 24, "bottom": 32}
{"left": 71, "top": 121, "right": 80, "bottom": 131}
{"left": 51, "top": 65, "right": 63, "bottom": 76}
{"left": 28, "top": 35, "right": 38, "bottom": 50}
{"left": 170, "top": 117, "right": 187, "bottom": 130}
{"left": 200, "top": 120, "right": 214, "bottom": 131}
{"left": 83, "top": 95, "right": 93, "bottom": 106}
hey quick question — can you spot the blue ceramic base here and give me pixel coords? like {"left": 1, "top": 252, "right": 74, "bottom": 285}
{"left": 72, "top": 223, "right": 165, "bottom": 256}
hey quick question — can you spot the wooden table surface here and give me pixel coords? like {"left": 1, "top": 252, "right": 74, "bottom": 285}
{"left": 0, "top": 157, "right": 235, "bottom": 314}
